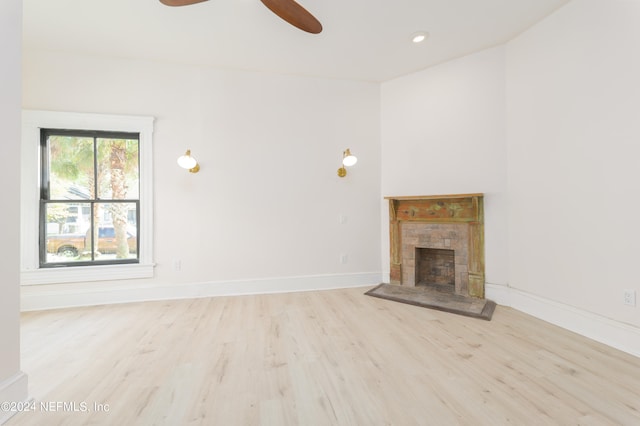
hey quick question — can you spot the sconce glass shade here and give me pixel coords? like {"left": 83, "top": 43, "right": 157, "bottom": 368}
{"left": 342, "top": 149, "right": 358, "bottom": 167}
{"left": 177, "top": 150, "right": 200, "bottom": 173}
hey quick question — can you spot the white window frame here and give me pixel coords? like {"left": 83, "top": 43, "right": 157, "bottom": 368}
{"left": 21, "top": 110, "right": 155, "bottom": 284}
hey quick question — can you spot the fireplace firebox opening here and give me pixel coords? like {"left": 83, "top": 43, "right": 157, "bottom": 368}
{"left": 415, "top": 248, "right": 455, "bottom": 292}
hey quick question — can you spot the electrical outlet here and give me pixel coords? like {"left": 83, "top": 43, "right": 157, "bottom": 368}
{"left": 339, "top": 254, "right": 348, "bottom": 264}
{"left": 623, "top": 290, "right": 636, "bottom": 306}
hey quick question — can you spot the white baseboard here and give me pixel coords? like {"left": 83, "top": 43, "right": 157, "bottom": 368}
{"left": 486, "top": 283, "right": 640, "bottom": 358}
{"left": 21, "top": 272, "right": 382, "bottom": 312}
{"left": 0, "top": 372, "right": 29, "bottom": 425}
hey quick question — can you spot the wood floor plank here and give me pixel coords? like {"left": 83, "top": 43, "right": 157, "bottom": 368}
{"left": 7, "top": 287, "right": 640, "bottom": 425}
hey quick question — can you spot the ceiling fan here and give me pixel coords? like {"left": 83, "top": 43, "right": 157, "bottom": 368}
{"left": 159, "top": 0, "right": 323, "bottom": 34}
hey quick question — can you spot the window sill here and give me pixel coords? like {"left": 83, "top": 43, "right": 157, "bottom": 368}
{"left": 21, "top": 263, "right": 155, "bottom": 285}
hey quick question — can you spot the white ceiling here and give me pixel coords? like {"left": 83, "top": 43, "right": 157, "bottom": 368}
{"left": 23, "top": 0, "right": 570, "bottom": 82}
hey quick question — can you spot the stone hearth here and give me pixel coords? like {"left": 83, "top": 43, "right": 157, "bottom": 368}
{"left": 385, "top": 194, "right": 485, "bottom": 298}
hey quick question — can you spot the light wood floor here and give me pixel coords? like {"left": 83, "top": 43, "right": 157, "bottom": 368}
{"left": 8, "top": 287, "right": 640, "bottom": 425}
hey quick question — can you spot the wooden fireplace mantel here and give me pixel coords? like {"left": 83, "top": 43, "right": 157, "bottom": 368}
{"left": 385, "top": 194, "right": 485, "bottom": 298}
{"left": 384, "top": 193, "right": 483, "bottom": 201}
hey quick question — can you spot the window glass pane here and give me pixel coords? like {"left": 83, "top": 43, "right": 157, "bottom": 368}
{"left": 41, "top": 130, "right": 140, "bottom": 268}
{"left": 44, "top": 202, "right": 91, "bottom": 263}
{"left": 93, "top": 202, "right": 138, "bottom": 260}
{"left": 47, "top": 135, "right": 94, "bottom": 200}
{"left": 97, "top": 138, "right": 139, "bottom": 200}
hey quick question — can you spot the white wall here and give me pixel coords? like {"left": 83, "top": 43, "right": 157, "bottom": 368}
{"left": 0, "top": 0, "right": 29, "bottom": 421}
{"left": 380, "top": 46, "right": 509, "bottom": 287}
{"left": 506, "top": 0, "right": 640, "bottom": 328}
{"left": 21, "top": 51, "right": 381, "bottom": 308}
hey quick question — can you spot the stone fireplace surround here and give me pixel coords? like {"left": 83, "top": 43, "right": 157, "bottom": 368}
{"left": 409, "top": 225, "right": 468, "bottom": 293}
{"left": 385, "top": 194, "right": 485, "bottom": 298}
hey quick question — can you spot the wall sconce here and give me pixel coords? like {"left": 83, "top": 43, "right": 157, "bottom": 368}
{"left": 177, "top": 149, "right": 200, "bottom": 173}
{"left": 337, "top": 148, "right": 358, "bottom": 178}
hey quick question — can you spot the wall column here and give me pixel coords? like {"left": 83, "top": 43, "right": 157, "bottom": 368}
{"left": 0, "top": 0, "right": 29, "bottom": 423}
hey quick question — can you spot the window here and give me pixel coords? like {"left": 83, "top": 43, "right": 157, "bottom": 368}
{"left": 40, "top": 129, "right": 140, "bottom": 267}
{"left": 21, "top": 111, "right": 154, "bottom": 284}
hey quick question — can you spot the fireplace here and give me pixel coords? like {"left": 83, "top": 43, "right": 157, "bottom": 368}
{"left": 385, "top": 194, "right": 485, "bottom": 298}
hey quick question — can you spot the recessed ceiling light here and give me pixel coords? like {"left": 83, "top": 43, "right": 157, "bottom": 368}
{"left": 411, "top": 31, "right": 429, "bottom": 44}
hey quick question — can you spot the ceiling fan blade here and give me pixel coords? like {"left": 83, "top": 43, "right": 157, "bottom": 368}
{"left": 159, "top": 0, "right": 208, "bottom": 6}
{"left": 260, "top": 0, "right": 323, "bottom": 34}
